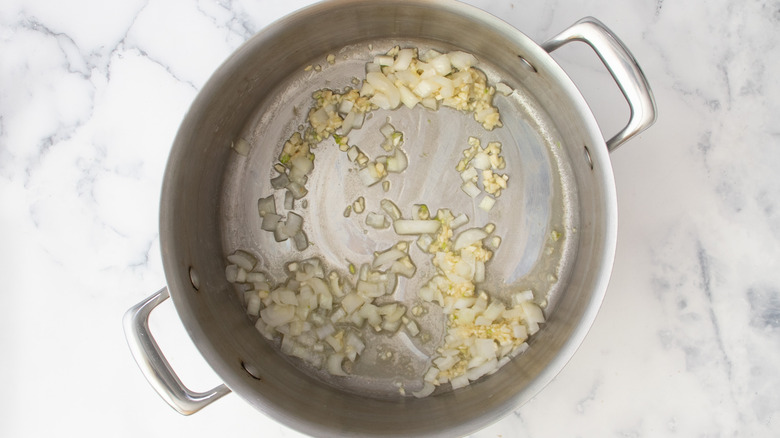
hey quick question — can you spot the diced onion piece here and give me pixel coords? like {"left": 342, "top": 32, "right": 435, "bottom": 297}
{"left": 289, "top": 155, "right": 314, "bottom": 181}
{"left": 420, "top": 97, "right": 438, "bottom": 110}
{"left": 450, "top": 375, "right": 470, "bottom": 389}
{"left": 386, "top": 148, "right": 408, "bottom": 173}
{"left": 393, "top": 48, "right": 415, "bottom": 70}
{"left": 380, "top": 122, "right": 396, "bottom": 138}
{"left": 287, "top": 182, "right": 308, "bottom": 199}
{"left": 366, "top": 212, "right": 389, "bottom": 229}
{"left": 293, "top": 230, "right": 309, "bottom": 251}
{"left": 451, "top": 213, "right": 469, "bottom": 229}
{"left": 327, "top": 354, "right": 348, "bottom": 376}
{"left": 393, "top": 219, "right": 441, "bottom": 235}
{"left": 260, "top": 304, "right": 295, "bottom": 327}
{"left": 472, "top": 152, "right": 491, "bottom": 170}
{"left": 428, "top": 53, "right": 452, "bottom": 76}
{"left": 341, "top": 293, "right": 365, "bottom": 314}
{"left": 496, "top": 82, "right": 513, "bottom": 96}
{"left": 460, "top": 166, "right": 478, "bottom": 182}
{"left": 358, "top": 165, "right": 384, "bottom": 186}
{"left": 521, "top": 301, "right": 545, "bottom": 325}
{"left": 390, "top": 256, "right": 416, "bottom": 278}
{"left": 416, "top": 234, "right": 434, "bottom": 251}
{"left": 225, "top": 264, "right": 239, "bottom": 283}
{"left": 374, "top": 55, "right": 394, "bottom": 66}
{"left": 357, "top": 280, "right": 383, "bottom": 298}
{"left": 373, "top": 248, "right": 406, "bottom": 270}
{"left": 227, "top": 250, "right": 257, "bottom": 271}
{"left": 284, "top": 190, "right": 294, "bottom": 210}
{"left": 512, "top": 290, "right": 535, "bottom": 305}
{"left": 366, "top": 72, "right": 401, "bottom": 109}
{"left": 398, "top": 84, "right": 421, "bottom": 108}
{"left": 453, "top": 227, "right": 488, "bottom": 251}
{"left": 257, "top": 195, "right": 276, "bottom": 217}
{"left": 380, "top": 199, "right": 402, "bottom": 221}
{"left": 474, "top": 339, "right": 498, "bottom": 359}
{"left": 270, "top": 173, "right": 289, "bottom": 189}
{"left": 405, "top": 320, "right": 420, "bottom": 336}
{"left": 461, "top": 181, "right": 481, "bottom": 198}
{"left": 285, "top": 212, "right": 304, "bottom": 235}
{"left": 412, "top": 382, "right": 435, "bottom": 398}
{"left": 351, "top": 111, "right": 365, "bottom": 129}
{"left": 448, "top": 51, "right": 477, "bottom": 70}
{"left": 474, "top": 260, "right": 485, "bottom": 283}
{"left": 479, "top": 196, "right": 496, "bottom": 212}
{"left": 466, "top": 358, "right": 497, "bottom": 381}
{"left": 412, "top": 78, "right": 440, "bottom": 98}
{"left": 359, "top": 303, "right": 383, "bottom": 327}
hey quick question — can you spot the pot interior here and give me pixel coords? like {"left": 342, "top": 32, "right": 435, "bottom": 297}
{"left": 160, "top": 1, "right": 616, "bottom": 437}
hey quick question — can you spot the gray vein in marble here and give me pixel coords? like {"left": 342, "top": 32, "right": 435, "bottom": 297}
{"left": 196, "top": 0, "right": 255, "bottom": 42}
{"left": 20, "top": 17, "right": 92, "bottom": 80}
{"left": 696, "top": 240, "right": 732, "bottom": 379}
{"left": 575, "top": 377, "right": 601, "bottom": 414}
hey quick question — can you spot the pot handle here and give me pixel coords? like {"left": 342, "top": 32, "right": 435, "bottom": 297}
{"left": 123, "top": 287, "right": 231, "bottom": 415}
{"left": 542, "top": 17, "right": 657, "bottom": 152}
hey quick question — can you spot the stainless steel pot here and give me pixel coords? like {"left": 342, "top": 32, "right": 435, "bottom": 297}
{"left": 124, "top": 1, "right": 655, "bottom": 436}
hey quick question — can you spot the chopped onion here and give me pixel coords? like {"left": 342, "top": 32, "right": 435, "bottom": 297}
{"left": 496, "top": 82, "right": 513, "bottom": 96}
{"left": 225, "top": 264, "right": 239, "bottom": 283}
{"left": 393, "top": 48, "right": 415, "bottom": 70}
{"left": 380, "top": 122, "right": 396, "bottom": 138}
{"left": 460, "top": 166, "right": 478, "bottom": 182}
{"left": 451, "top": 213, "right": 469, "bottom": 229}
{"left": 448, "top": 51, "right": 477, "bottom": 70}
{"left": 261, "top": 213, "right": 282, "bottom": 231}
{"left": 461, "top": 181, "right": 481, "bottom": 198}
{"left": 412, "top": 382, "right": 435, "bottom": 398}
{"left": 416, "top": 234, "right": 434, "bottom": 251}
{"left": 270, "top": 173, "right": 290, "bottom": 189}
{"left": 390, "top": 256, "right": 416, "bottom": 278}
{"left": 257, "top": 195, "right": 276, "bottom": 217}
{"left": 358, "top": 165, "right": 384, "bottom": 186}
{"left": 227, "top": 250, "right": 257, "bottom": 271}
{"left": 450, "top": 375, "right": 470, "bottom": 389}
{"left": 478, "top": 196, "right": 496, "bottom": 212}
{"left": 293, "top": 230, "right": 309, "bottom": 251}
{"left": 398, "top": 84, "right": 420, "bottom": 108}
{"left": 380, "top": 199, "right": 402, "bottom": 221}
{"left": 341, "top": 293, "right": 365, "bottom": 314}
{"left": 453, "top": 228, "right": 488, "bottom": 251}
{"left": 287, "top": 182, "right": 308, "bottom": 199}
{"left": 260, "top": 304, "right": 296, "bottom": 327}
{"left": 386, "top": 148, "right": 408, "bottom": 173}
{"left": 366, "top": 212, "right": 389, "bottom": 229}
{"left": 366, "top": 72, "right": 401, "bottom": 109}
{"left": 284, "top": 190, "right": 294, "bottom": 210}
{"left": 471, "top": 152, "right": 491, "bottom": 170}
{"left": 372, "top": 248, "right": 406, "bottom": 270}
{"left": 429, "top": 53, "right": 452, "bottom": 76}
{"left": 284, "top": 212, "right": 304, "bottom": 235}
{"left": 393, "top": 219, "right": 441, "bottom": 235}
{"left": 465, "top": 358, "right": 497, "bottom": 381}
{"left": 327, "top": 354, "right": 348, "bottom": 376}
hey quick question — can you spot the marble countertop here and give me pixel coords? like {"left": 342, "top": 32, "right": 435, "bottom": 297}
{"left": 2, "top": 0, "right": 778, "bottom": 436}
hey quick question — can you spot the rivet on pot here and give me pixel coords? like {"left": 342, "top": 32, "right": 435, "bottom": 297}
{"left": 583, "top": 145, "right": 594, "bottom": 170}
{"left": 241, "top": 360, "right": 263, "bottom": 381}
{"left": 188, "top": 266, "right": 200, "bottom": 291}
{"left": 517, "top": 55, "right": 537, "bottom": 73}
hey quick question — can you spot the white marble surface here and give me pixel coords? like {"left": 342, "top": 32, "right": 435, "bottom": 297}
{"left": 1, "top": 0, "right": 778, "bottom": 436}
